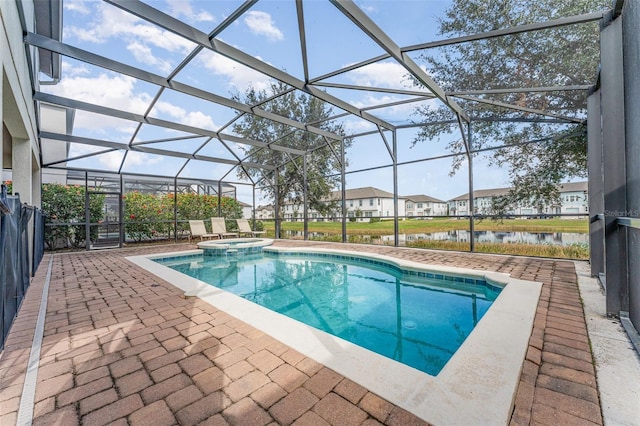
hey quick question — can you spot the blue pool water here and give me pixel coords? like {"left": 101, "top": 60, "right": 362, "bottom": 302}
{"left": 155, "top": 251, "right": 501, "bottom": 376}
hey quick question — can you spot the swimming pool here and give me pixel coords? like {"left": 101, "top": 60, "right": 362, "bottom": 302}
{"left": 128, "top": 245, "right": 541, "bottom": 424}
{"left": 156, "top": 250, "right": 501, "bottom": 376}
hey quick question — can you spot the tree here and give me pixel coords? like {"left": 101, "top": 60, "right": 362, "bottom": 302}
{"left": 412, "top": 0, "right": 609, "bottom": 208}
{"left": 232, "top": 81, "right": 351, "bottom": 217}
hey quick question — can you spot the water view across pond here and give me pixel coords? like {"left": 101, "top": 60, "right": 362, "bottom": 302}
{"left": 282, "top": 230, "right": 589, "bottom": 247}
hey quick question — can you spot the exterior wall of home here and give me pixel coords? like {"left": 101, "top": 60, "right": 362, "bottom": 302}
{"left": 282, "top": 196, "right": 407, "bottom": 222}
{"left": 255, "top": 207, "right": 274, "bottom": 220}
{"left": 241, "top": 205, "right": 252, "bottom": 219}
{"left": 449, "top": 186, "right": 589, "bottom": 217}
{"left": 406, "top": 201, "right": 447, "bottom": 217}
{"left": 1, "top": 0, "right": 41, "bottom": 206}
{"left": 558, "top": 190, "right": 589, "bottom": 214}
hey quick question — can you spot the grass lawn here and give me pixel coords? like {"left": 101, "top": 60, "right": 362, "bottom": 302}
{"left": 264, "top": 217, "right": 588, "bottom": 235}
{"left": 261, "top": 218, "right": 589, "bottom": 259}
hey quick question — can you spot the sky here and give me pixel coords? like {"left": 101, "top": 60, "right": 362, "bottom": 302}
{"left": 39, "top": 0, "right": 572, "bottom": 206}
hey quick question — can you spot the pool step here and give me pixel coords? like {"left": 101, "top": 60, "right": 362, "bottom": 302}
{"left": 227, "top": 249, "right": 238, "bottom": 255}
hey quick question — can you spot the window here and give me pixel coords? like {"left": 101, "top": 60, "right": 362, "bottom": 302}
{"left": 348, "top": 211, "right": 354, "bottom": 218}
{"left": 417, "top": 203, "right": 423, "bottom": 208}
{"left": 369, "top": 198, "right": 374, "bottom": 206}
{"left": 407, "top": 203, "right": 413, "bottom": 209}
{"left": 365, "top": 211, "right": 372, "bottom": 217}
{"left": 377, "top": 199, "right": 380, "bottom": 205}
{"left": 349, "top": 200, "right": 353, "bottom": 207}
{"left": 359, "top": 200, "right": 363, "bottom": 207}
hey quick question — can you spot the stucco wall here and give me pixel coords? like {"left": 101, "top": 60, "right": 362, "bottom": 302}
{"left": 1, "top": 0, "right": 41, "bottom": 205}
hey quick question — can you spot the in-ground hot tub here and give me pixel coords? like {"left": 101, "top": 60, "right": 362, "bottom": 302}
{"left": 197, "top": 238, "right": 273, "bottom": 256}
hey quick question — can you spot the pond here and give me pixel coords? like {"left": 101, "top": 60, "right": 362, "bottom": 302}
{"left": 282, "top": 230, "right": 589, "bottom": 247}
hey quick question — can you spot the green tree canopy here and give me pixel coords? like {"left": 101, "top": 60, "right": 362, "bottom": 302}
{"left": 232, "top": 81, "right": 351, "bottom": 216}
{"left": 412, "top": 0, "right": 609, "bottom": 208}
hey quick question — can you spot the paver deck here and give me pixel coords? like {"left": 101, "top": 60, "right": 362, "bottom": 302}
{"left": 0, "top": 241, "right": 602, "bottom": 425}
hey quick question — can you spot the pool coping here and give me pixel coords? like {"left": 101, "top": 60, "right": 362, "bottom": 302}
{"left": 127, "top": 247, "right": 542, "bottom": 425}
{"left": 197, "top": 238, "right": 274, "bottom": 251}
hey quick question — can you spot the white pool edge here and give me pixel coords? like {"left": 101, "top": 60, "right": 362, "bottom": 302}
{"left": 127, "top": 247, "right": 541, "bottom": 426}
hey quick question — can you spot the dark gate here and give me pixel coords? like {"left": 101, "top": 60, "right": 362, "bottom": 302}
{"left": 0, "top": 190, "right": 34, "bottom": 350}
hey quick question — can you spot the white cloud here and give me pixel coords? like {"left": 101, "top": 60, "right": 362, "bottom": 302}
{"left": 356, "top": 2, "right": 378, "bottom": 14}
{"left": 154, "top": 101, "right": 217, "bottom": 131}
{"left": 195, "top": 11, "right": 215, "bottom": 22}
{"left": 346, "top": 62, "right": 419, "bottom": 89}
{"left": 99, "top": 150, "right": 127, "bottom": 169}
{"left": 48, "top": 73, "right": 150, "bottom": 113}
{"left": 122, "top": 151, "right": 163, "bottom": 168}
{"left": 342, "top": 119, "right": 375, "bottom": 134}
{"left": 61, "top": 62, "right": 91, "bottom": 77}
{"left": 197, "top": 49, "right": 272, "bottom": 91}
{"left": 127, "top": 42, "right": 173, "bottom": 74}
{"left": 65, "top": 2, "right": 196, "bottom": 68}
{"left": 67, "top": 144, "right": 163, "bottom": 170}
{"left": 45, "top": 73, "right": 151, "bottom": 136}
{"left": 64, "top": 0, "right": 91, "bottom": 15}
{"left": 67, "top": 144, "right": 124, "bottom": 170}
{"left": 243, "top": 11, "right": 284, "bottom": 41}
{"left": 167, "top": 1, "right": 216, "bottom": 23}
{"left": 353, "top": 94, "right": 412, "bottom": 115}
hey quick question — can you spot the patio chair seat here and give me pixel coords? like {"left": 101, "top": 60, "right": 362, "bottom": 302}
{"left": 188, "top": 220, "right": 219, "bottom": 242}
{"left": 236, "top": 218, "right": 266, "bottom": 237}
{"left": 211, "top": 217, "right": 239, "bottom": 238}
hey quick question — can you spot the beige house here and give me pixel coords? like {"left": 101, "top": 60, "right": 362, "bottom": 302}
{"left": 254, "top": 204, "right": 275, "bottom": 220}
{"left": 404, "top": 194, "right": 448, "bottom": 217}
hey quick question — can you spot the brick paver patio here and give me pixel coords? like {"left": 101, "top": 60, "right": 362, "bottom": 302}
{"left": 0, "top": 241, "right": 601, "bottom": 425}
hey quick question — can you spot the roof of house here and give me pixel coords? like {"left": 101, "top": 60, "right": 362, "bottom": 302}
{"left": 328, "top": 186, "right": 401, "bottom": 200}
{"left": 558, "top": 181, "right": 588, "bottom": 192}
{"left": 237, "top": 200, "right": 251, "bottom": 207}
{"left": 449, "top": 187, "right": 511, "bottom": 201}
{"left": 255, "top": 205, "right": 273, "bottom": 211}
{"left": 403, "top": 194, "right": 446, "bottom": 204}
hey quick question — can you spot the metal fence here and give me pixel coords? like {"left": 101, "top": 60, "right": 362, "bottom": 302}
{"left": 0, "top": 190, "right": 40, "bottom": 350}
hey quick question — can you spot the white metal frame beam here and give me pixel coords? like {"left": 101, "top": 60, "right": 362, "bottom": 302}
{"left": 105, "top": 0, "right": 397, "bottom": 132}
{"left": 34, "top": 92, "right": 307, "bottom": 156}
{"left": 329, "top": 0, "right": 470, "bottom": 123}
{"left": 40, "top": 131, "right": 275, "bottom": 171}
{"left": 25, "top": 32, "right": 343, "bottom": 142}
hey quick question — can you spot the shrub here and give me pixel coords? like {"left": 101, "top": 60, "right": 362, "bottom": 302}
{"left": 123, "top": 192, "right": 165, "bottom": 242}
{"left": 42, "top": 184, "right": 104, "bottom": 249}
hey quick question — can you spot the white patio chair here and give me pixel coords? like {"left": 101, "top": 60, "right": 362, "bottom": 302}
{"left": 210, "top": 217, "right": 239, "bottom": 239}
{"left": 188, "top": 220, "right": 218, "bottom": 242}
{"left": 236, "top": 218, "right": 266, "bottom": 237}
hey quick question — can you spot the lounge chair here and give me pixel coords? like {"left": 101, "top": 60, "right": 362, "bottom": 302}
{"left": 236, "top": 218, "right": 266, "bottom": 237}
{"left": 211, "top": 217, "right": 239, "bottom": 239}
{"left": 188, "top": 220, "right": 219, "bottom": 242}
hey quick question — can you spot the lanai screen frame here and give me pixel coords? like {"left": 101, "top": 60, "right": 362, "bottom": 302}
{"left": 24, "top": 0, "right": 608, "bottom": 247}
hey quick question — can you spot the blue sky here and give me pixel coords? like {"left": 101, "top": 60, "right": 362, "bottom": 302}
{"left": 43, "top": 0, "right": 523, "bottom": 205}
